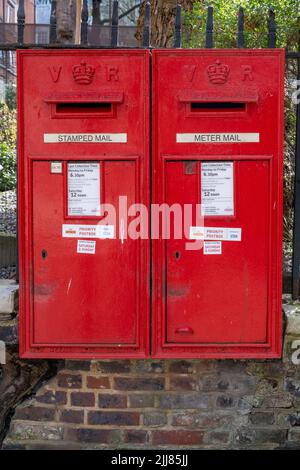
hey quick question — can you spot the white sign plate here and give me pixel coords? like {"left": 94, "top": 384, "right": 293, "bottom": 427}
{"left": 44, "top": 133, "right": 127, "bottom": 143}
{"left": 176, "top": 133, "right": 259, "bottom": 143}
{"left": 77, "top": 240, "right": 96, "bottom": 254}
{"left": 51, "top": 162, "right": 63, "bottom": 174}
{"left": 62, "top": 224, "right": 115, "bottom": 239}
{"left": 201, "top": 162, "right": 234, "bottom": 216}
{"left": 190, "top": 226, "right": 241, "bottom": 241}
{"left": 68, "top": 163, "right": 100, "bottom": 216}
{"left": 203, "top": 241, "right": 222, "bottom": 255}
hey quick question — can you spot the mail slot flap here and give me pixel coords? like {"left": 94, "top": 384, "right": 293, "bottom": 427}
{"left": 44, "top": 91, "right": 124, "bottom": 104}
{"left": 178, "top": 89, "right": 259, "bottom": 103}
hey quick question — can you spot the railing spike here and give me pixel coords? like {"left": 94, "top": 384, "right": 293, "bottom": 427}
{"left": 143, "top": 2, "right": 151, "bottom": 47}
{"left": 49, "top": 0, "right": 57, "bottom": 44}
{"left": 237, "top": 6, "right": 245, "bottom": 48}
{"left": 92, "top": 0, "right": 101, "bottom": 25}
{"left": 81, "top": 0, "right": 89, "bottom": 45}
{"left": 111, "top": 1, "right": 119, "bottom": 47}
{"left": 17, "top": 0, "right": 25, "bottom": 45}
{"left": 205, "top": 6, "right": 214, "bottom": 48}
{"left": 174, "top": 4, "right": 182, "bottom": 48}
{"left": 268, "top": 8, "right": 277, "bottom": 48}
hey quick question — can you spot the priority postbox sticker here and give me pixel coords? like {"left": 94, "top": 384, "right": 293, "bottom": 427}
{"left": 62, "top": 224, "right": 115, "bottom": 239}
{"left": 190, "top": 226, "right": 241, "bottom": 241}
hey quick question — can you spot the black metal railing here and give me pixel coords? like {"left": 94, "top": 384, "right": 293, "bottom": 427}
{"left": 0, "top": 1, "right": 299, "bottom": 295}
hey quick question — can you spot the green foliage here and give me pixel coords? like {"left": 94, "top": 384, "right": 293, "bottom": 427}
{"left": 0, "top": 103, "right": 17, "bottom": 149}
{"left": 0, "top": 143, "right": 17, "bottom": 191}
{"left": 183, "top": 0, "right": 299, "bottom": 49}
{"left": 0, "top": 103, "right": 17, "bottom": 191}
{"left": 5, "top": 82, "right": 17, "bottom": 111}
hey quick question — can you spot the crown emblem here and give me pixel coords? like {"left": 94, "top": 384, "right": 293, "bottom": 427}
{"left": 72, "top": 61, "right": 95, "bottom": 85}
{"left": 206, "top": 60, "right": 230, "bottom": 84}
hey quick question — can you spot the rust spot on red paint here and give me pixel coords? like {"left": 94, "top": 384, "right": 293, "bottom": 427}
{"left": 168, "top": 287, "right": 189, "bottom": 297}
{"left": 183, "top": 161, "right": 197, "bottom": 175}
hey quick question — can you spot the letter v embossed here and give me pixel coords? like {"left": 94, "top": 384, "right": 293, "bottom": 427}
{"left": 48, "top": 66, "right": 62, "bottom": 83}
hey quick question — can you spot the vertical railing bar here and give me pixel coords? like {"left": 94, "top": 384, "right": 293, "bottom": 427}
{"left": 205, "top": 5, "right": 214, "bottom": 48}
{"left": 49, "top": 0, "right": 57, "bottom": 44}
{"left": 111, "top": 0, "right": 119, "bottom": 47}
{"left": 268, "top": 8, "right": 277, "bottom": 48}
{"left": 174, "top": 4, "right": 182, "bottom": 48}
{"left": 237, "top": 6, "right": 245, "bottom": 48}
{"left": 91, "top": 0, "right": 101, "bottom": 46}
{"left": 143, "top": 1, "right": 151, "bottom": 47}
{"left": 17, "top": 0, "right": 25, "bottom": 45}
{"left": 16, "top": 0, "right": 25, "bottom": 281}
{"left": 16, "top": 0, "right": 24, "bottom": 280}
{"left": 292, "top": 56, "right": 300, "bottom": 299}
{"left": 92, "top": 0, "right": 101, "bottom": 25}
{"left": 81, "top": 0, "right": 89, "bottom": 45}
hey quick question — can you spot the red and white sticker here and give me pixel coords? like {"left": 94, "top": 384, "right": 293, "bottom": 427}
{"left": 62, "top": 224, "right": 115, "bottom": 239}
{"left": 77, "top": 240, "right": 96, "bottom": 255}
{"left": 190, "top": 226, "right": 241, "bottom": 241}
{"left": 203, "top": 241, "right": 222, "bottom": 255}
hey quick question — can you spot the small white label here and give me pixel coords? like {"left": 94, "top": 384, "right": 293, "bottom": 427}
{"left": 176, "top": 133, "right": 260, "bottom": 143}
{"left": 190, "top": 226, "right": 241, "bottom": 241}
{"left": 201, "top": 162, "right": 234, "bottom": 216}
{"left": 68, "top": 163, "right": 100, "bottom": 216}
{"left": 63, "top": 224, "right": 115, "bottom": 239}
{"left": 0, "top": 341, "right": 6, "bottom": 365}
{"left": 203, "top": 241, "right": 222, "bottom": 255}
{"left": 97, "top": 225, "right": 115, "bottom": 239}
{"left": 51, "top": 162, "right": 63, "bottom": 174}
{"left": 44, "top": 133, "right": 127, "bottom": 143}
{"left": 77, "top": 240, "right": 96, "bottom": 254}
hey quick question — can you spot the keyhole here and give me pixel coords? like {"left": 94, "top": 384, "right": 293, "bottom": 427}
{"left": 175, "top": 250, "right": 181, "bottom": 260}
{"left": 41, "top": 249, "right": 47, "bottom": 259}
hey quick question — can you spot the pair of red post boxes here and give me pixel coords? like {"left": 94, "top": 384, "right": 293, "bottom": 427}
{"left": 17, "top": 49, "right": 284, "bottom": 359}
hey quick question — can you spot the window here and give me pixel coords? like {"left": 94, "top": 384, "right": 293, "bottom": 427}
{"left": 7, "top": 1, "right": 16, "bottom": 23}
{"left": 36, "top": 28, "right": 49, "bottom": 44}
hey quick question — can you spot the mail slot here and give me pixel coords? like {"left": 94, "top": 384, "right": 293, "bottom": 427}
{"left": 152, "top": 49, "right": 284, "bottom": 358}
{"left": 17, "top": 50, "right": 150, "bottom": 358}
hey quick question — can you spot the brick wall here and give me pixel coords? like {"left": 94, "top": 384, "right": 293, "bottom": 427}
{"left": 1, "top": 287, "right": 300, "bottom": 450}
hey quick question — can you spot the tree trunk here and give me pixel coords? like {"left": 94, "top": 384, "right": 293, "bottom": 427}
{"left": 56, "top": 0, "right": 77, "bottom": 44}
{"left": 136, "top": 0, "right": 194, "bottom": 47}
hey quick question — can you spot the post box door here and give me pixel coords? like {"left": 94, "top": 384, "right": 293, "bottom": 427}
{"left": 152, "top": 49, "right": 284, "bottom": 359}
{"left": 32, "top": 160, "right": 138, "bottom": 346}
{"left": 165, "top": 158, "right": 269, "bottom": 344}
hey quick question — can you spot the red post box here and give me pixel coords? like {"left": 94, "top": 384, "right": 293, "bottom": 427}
{"left": 152, "top": 49, "right": 284, "bottom": 358}
{"left": 17, "top": 50, "right": 150, "bottom": 358}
